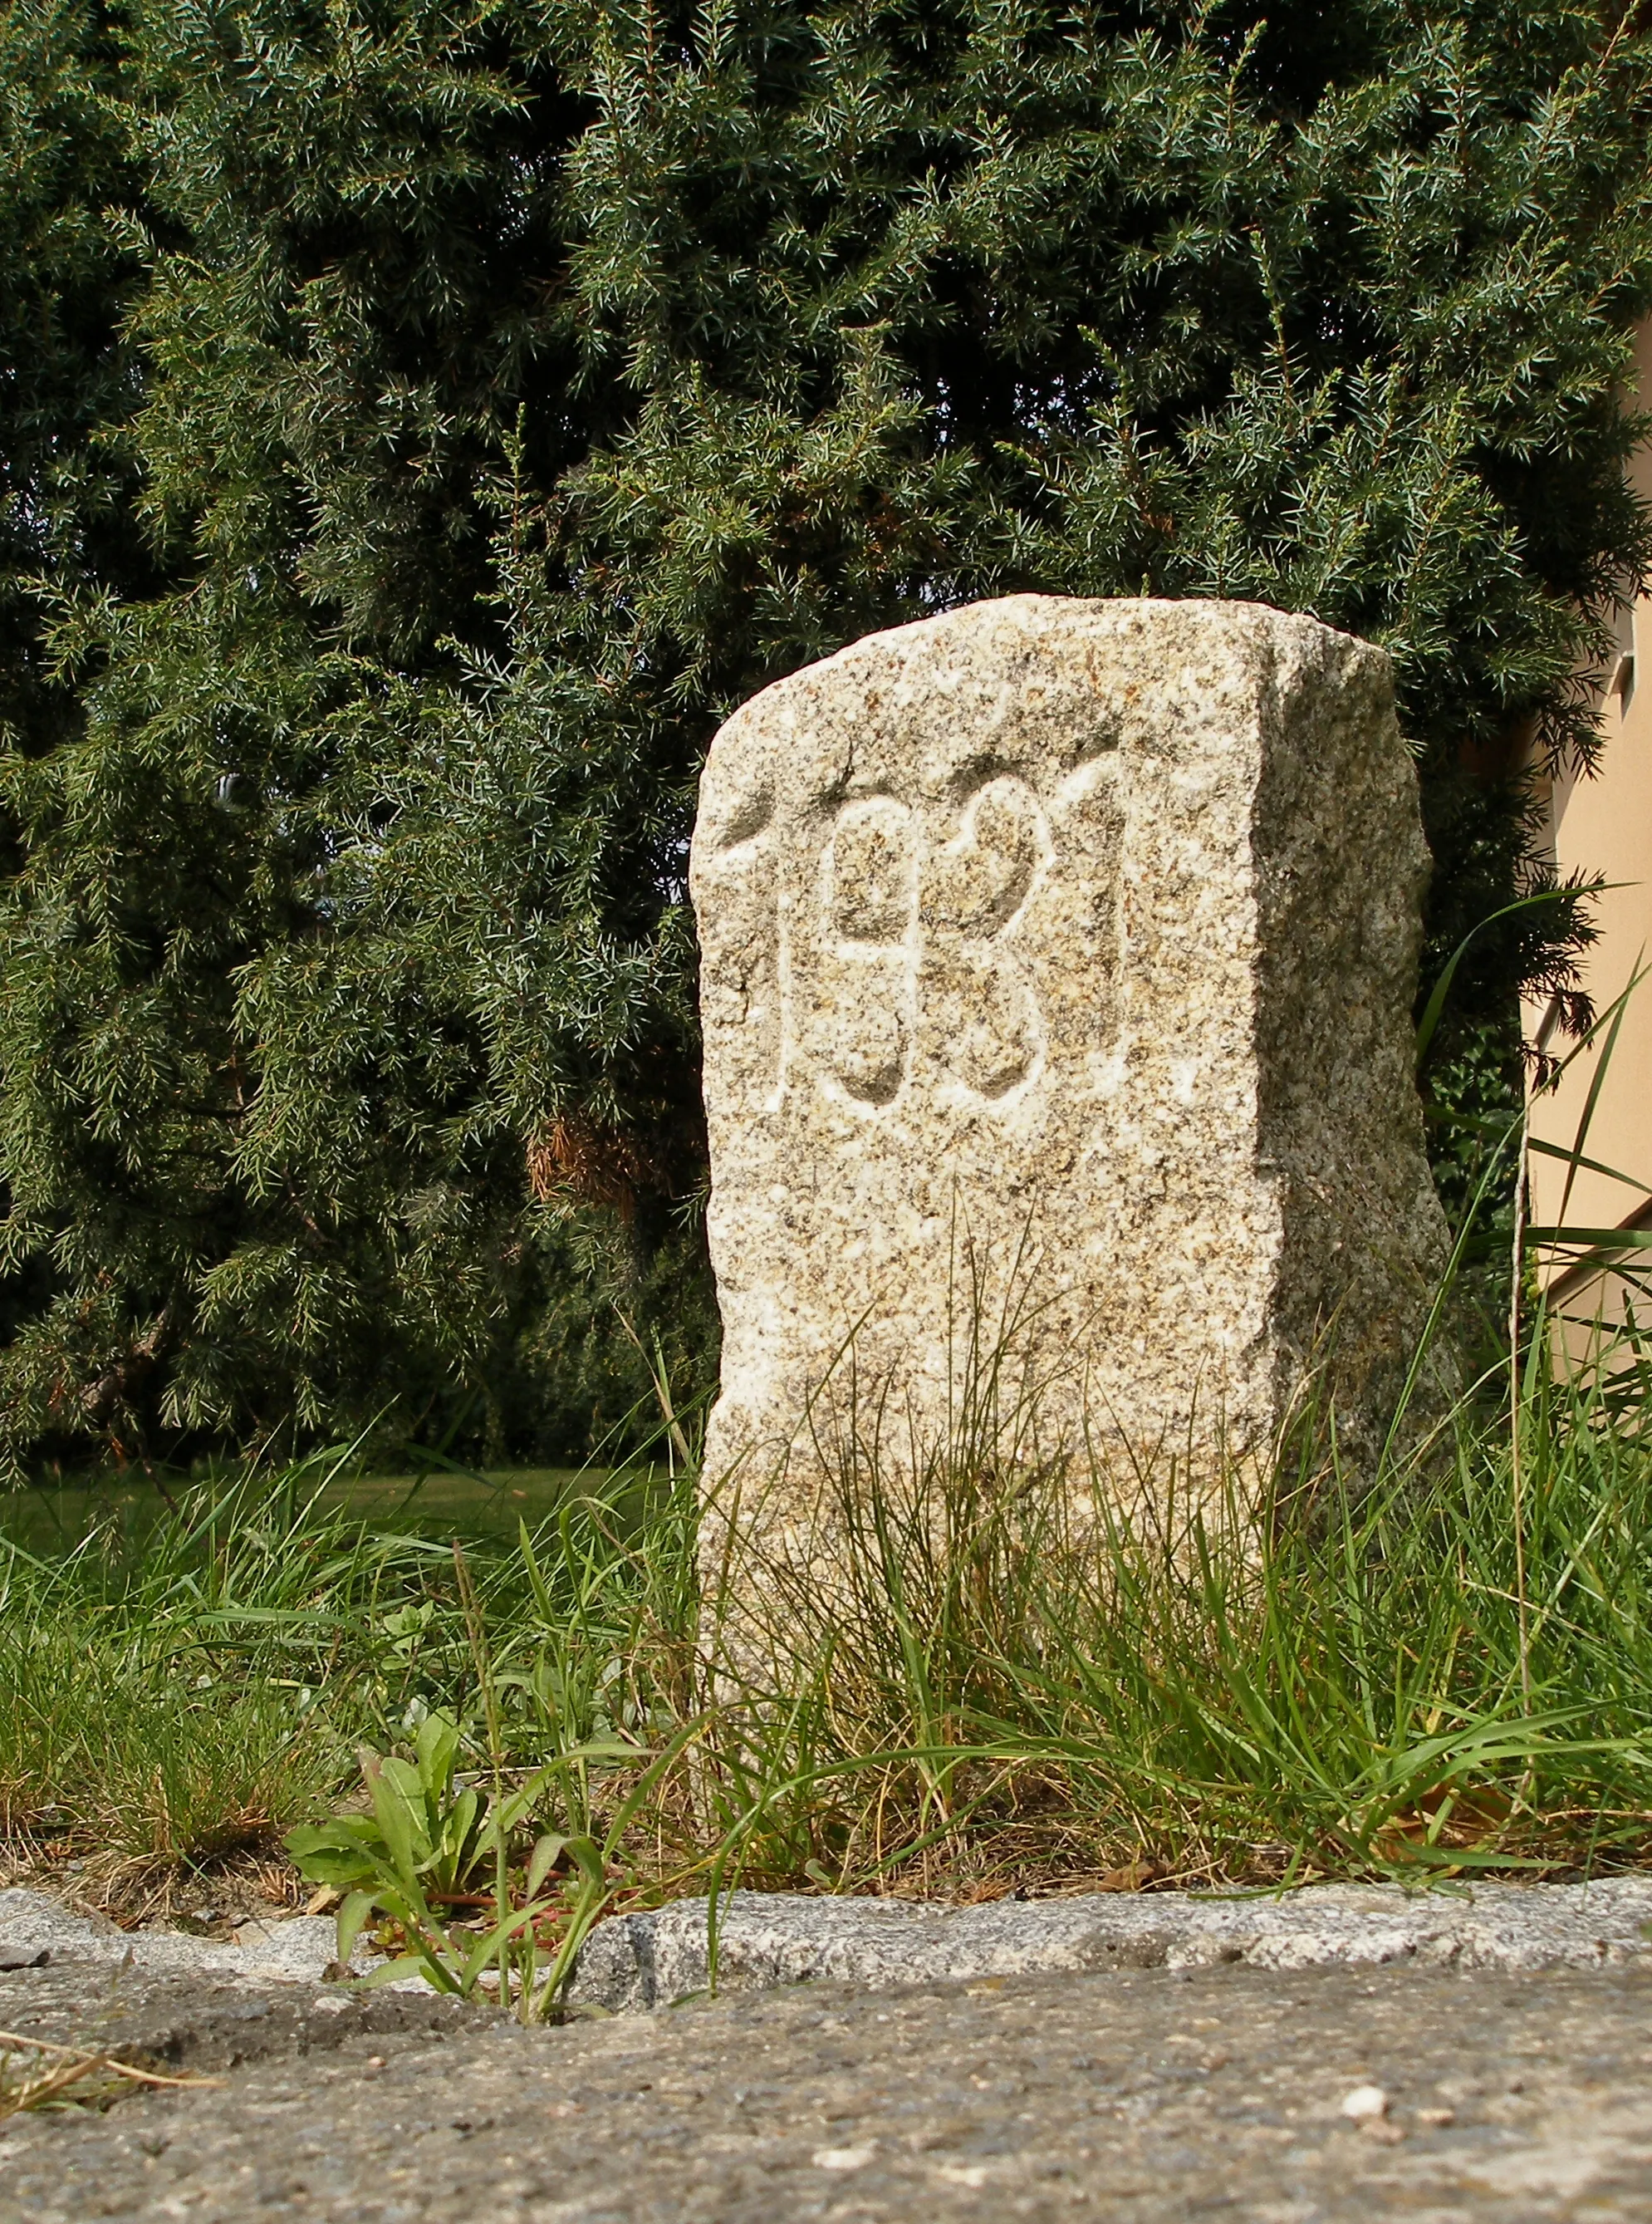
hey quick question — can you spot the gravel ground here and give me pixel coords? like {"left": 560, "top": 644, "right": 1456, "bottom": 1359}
{"left": 4, "top": 1956, "right": 1652, "bottom": 2221}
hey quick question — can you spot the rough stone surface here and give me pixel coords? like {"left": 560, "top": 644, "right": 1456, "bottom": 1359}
{"left": 7, "top": 1957, "right": 1652, "bottom": 2220}
{"left": 0, "top": 1958, "right": 483, "bottom": 2074}
{"left": 691, "top": 595, "right": 1448, "bottom": 1578}
{"left": 567, "top": 1879, "right": 1652, "bottom": 2013}
{"left": 0, "top": 1889, "right": 381, "bottom": 1988}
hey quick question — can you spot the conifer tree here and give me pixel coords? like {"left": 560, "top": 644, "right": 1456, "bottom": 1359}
{"left": 0, "top": 0, "right": 156, "bottom": 1388}
{"left": 0, "top": 0, "right": 150, "bottom": 759}
{"left": 3, "top": 0, "right": 1651, "bottom": 1466}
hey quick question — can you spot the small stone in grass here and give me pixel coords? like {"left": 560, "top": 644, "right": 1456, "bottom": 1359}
{"left": 1340, "top": 2084, "right": 1388, "bottom": 2122}
{"left": 1416, "top": 2106, "right": 1456, "bottom": 2128}
{"left": 812, "top": 2146, "right": 876, "bottom": 2172}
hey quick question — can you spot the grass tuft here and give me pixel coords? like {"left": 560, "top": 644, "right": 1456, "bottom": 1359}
{"left": 5, "top": 1294, "right": 1652, "bottom": 1964}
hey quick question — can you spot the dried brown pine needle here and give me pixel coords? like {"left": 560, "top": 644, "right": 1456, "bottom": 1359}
{"left": 0, "top": 2028, "right": 218, "bottom": 2120}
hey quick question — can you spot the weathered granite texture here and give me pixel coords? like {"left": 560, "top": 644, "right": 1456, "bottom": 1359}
{"left": 690, "top": 596, "right": 1448, "bottom": 1582}
{"left": 0, "top": 1889, "right": 378, "bottom": 1986}
{"left": 569, "top": 1879, "right": 1652, "bottom": 2012}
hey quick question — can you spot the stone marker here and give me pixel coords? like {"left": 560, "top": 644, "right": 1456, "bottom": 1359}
{"left": 690, "top": 596, "right": 1447, "bottom": 1596}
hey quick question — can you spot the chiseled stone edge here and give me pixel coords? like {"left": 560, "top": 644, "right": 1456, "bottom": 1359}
{"left": 567, "top": 1879, "right": 1652, "bottom": 2012}
{"left": 14, "top": 1877, "right": 1652, "bottom": 2017}
{"left": 0, "top": 1888, "right": 375, "bottom": 1987}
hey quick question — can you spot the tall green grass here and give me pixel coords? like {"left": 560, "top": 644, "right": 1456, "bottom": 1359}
{"left": 0, "top": 1460, "right": 687, "bottom": 1905}
{"left": 694, "top": 1357, "right": 1652, "bottom": 1893}
{"left": 6, "top": 1330, "right": 1652, "bottom": 1920}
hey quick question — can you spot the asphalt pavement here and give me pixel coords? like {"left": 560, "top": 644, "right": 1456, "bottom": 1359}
{"left": 3, "top": 1953, "right": 1652, "bottom": 2220}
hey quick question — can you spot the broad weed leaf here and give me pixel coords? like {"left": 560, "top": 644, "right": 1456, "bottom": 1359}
{"left": 367, "top": 1760, "right": 424, "bottom": 1874}
{"left": 415, "top": 1710, "right": 462, "bottom": 1794}
{"left": 285, "top": 1821, "right": 383, "bottom": 1887}
{"left": 526, "top": 1833, "right": 566, "bottom": 1900}
{"left": 336, "top": 1889, "right": 379, "bottom": 1966}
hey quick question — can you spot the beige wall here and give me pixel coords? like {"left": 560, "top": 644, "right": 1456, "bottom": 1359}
{"left": 1524, "top": 322, "right": 1652, "bottom": 1335}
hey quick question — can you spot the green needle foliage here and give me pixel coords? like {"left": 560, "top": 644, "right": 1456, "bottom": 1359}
{"left": 0, "top": 0, "right": 154, "bottom": 764}
{"left": 3, "top": 0, "right": 1652, "bottom": 1463}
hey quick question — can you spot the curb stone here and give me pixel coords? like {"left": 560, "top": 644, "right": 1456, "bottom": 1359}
{"left": 0, "top": 1888, "right": 386, "bottom": 1989}
{"left": 14, "top": 1876, "right": 1652, "bottom": 2022}
{"left": 566, "top": 1876, "right": 1652, "bottom": 2011}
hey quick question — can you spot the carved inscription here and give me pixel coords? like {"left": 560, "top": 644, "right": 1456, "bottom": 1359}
{"left": 925, "top": 778, "right": 1049, "bottom": 1099}
{"left": 788, "top": 778, "right": 1056, "bottom": 1110}
{"left": 829, "top": 798, "right": 915, "bottom": 943}
{"left": 818, "top": 797, "right": 916, "bottom": 1106}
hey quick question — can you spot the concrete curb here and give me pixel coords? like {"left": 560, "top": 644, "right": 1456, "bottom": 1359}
{"left": 566, "top": 1877, "right": 1652, "bottom": 2011}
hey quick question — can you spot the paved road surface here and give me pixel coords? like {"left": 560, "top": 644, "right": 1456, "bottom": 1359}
{"left": 3, "top": 1957, "right": 1652, "bottom": 2220}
